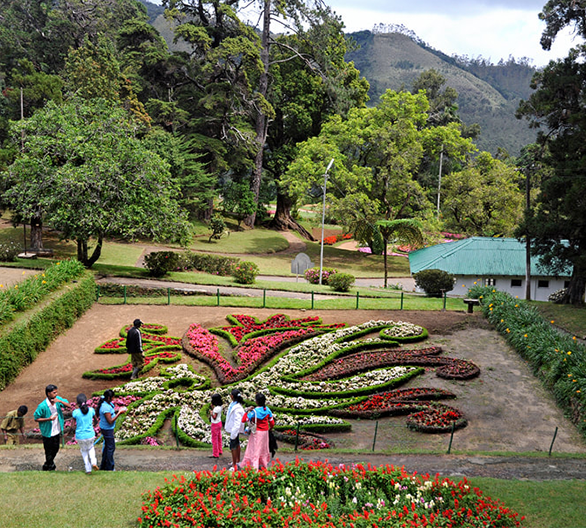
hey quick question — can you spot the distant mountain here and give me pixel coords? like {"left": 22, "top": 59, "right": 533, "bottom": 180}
{"left": 346, "top": 30, "right": 537, "bottom": 155}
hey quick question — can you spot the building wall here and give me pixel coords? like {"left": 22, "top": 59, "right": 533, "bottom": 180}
{"left": 452, "top": 276, "right": 568, "bottom": 301}
{"left": 414, "top": 275, "right": 569, "bottom": 301}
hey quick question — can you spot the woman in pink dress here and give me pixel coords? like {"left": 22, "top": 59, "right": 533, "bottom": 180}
{"left": 240, "top": 393, "right": 274, "bottom": 470}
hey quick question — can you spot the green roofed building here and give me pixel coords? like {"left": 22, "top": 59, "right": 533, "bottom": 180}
{"left": 408, "top": 237, "right": 571, "bottom": 301}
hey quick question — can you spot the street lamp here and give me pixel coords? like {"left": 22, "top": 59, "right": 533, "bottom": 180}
{"left": 319, "top": 158, "right": 335, "bottom": 286}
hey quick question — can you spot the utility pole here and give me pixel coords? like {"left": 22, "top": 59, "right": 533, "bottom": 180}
{"left": 319, "top": 159, "right": 335, "bottom": 286}
{"left": 436, "top": 146, "right": 444, "bottom": 221}
{"left": 525, "top": 166, "right": 531, "bottom": 301}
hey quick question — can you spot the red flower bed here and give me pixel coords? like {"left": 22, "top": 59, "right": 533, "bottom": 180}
{"left": 303, "top": 346, "right": 480, "bottom": 381}
{"left": 217, "top": 313, "right": 343, "bottom": 343}
{"left": 90, "top": 351, "right": 181, "bottom": 377}
{"left": 184, "top": 323, "right": 320, "bottom": 383}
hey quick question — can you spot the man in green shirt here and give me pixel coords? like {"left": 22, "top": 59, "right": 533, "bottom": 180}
{"left": 34, "top": 384, "right": 70, "bottom": 471}
{"left": 1, "top": 405, "right": 28, "bottom": 445}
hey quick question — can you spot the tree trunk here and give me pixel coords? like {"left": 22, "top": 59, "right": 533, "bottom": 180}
{"left": 77, "top": 239, "right": 88, "bottom": 265}
{"left": 269, "top": 192, "right": 315, "bottom": 241}
{"left": 564, "top": 269, "right": 585, "bottom": 305}
{"left": 30, "top": 213, "right": 43, "bottom": 250}
{"left": 383, "top": 238, "right": 388, "bottom": 288}
{"left": 86, "top": 236, "right": 103, "bottom": 268}
{"left": 243, "top": 0, "right": 271, "bottom": 229}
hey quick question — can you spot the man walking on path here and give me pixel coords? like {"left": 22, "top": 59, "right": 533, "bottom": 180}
{"left": 34, "top": 385, "right": 70, "bottom": 470}
{"left": 1, "top": 405, "right": 27, "bottom": 445}
{"left": 127, "top": 318, "right": 144, "bottom": 380}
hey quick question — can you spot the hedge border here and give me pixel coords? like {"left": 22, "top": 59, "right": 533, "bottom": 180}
{"left": 0, "top": 272, "right": 96, "bottom": 391}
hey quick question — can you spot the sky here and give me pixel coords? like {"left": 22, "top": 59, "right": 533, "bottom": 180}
{"left": 150, "top": 0, "right": 579, "bottom": 66}
{"left": 319, "top": 0, "right": 577, "bottom": 66}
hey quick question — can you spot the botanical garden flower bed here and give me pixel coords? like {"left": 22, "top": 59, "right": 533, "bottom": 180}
{"left": 86, "top": 314, "right": 479, "bottom": 445}
{"left": 138, "top": 459, "right": 524, "bottom": 528}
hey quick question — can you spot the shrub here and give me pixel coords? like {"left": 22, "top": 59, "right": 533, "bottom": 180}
{"left": 413, "top": 269, "right": 455, "bottom": 297}
{"left": 208, "top": 215, "right": 228, "bottom": 242}
{"left": 304, "top": 267, "right": 338, "bottom": 285}
{"left": 232, "top": 261, "right": 259, "bottom": 284}
{"left": 0, "top": 241, "right": 20, "bottom": 262}
{"left": 178, "top": 252, "right": 239, "bottom": 276}
{"left": 549, "top": 288, "right": 567, "bottom": 303}
{"left": 328, "top": 272, "right": 355, "bottom": 292}
{"left": 144, "top": 251, "right": 180, "bottom": 277}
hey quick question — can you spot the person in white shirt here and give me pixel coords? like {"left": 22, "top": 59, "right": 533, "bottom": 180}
{"left": 209, "top": 393, "right": 223, "bottom": 458}
{"left": 223, "top": 388, "right": 245, "bottom": 471}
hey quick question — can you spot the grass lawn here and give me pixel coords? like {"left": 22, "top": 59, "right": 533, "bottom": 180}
{"left": 530, "top": 301, "right": 586, "bottom": 338}
{"left": 0, "top": 470, "right": 583, "bottom": 528}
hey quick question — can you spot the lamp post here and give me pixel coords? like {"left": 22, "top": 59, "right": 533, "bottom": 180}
{"left": 319, "top": 158, "right": 335, "bottom": 286}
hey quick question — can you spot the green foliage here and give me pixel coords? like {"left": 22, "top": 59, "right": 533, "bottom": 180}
{"left": 3, "top": 97, "right": 191, "bottom": 267}
{"left": 328, "top": 272, "right": 355, "bottom": 292}
{"left": 178, "top": 252, "right": 239, "bottom": 276}
{"left": 221, "top": 181, "right": 256, "bottom": 227}
{"left": 0, "top": 241, "right": 20, "bottom": 262}
{"left": 413, "top": 269, "right": 455, "bottom": 297}
{"left": 516, "top": 46, "right": 586, "bottom": 304}
{"left": 304, "top": 267, "right": 338, "bottom": 285}
{"left": 0, "top": 273, "right": 95, "bottom": 390}
{"left": 441, "top": 152, "right": 523, "bottom": 236}
{"left": 208, "top": 215, "right": 229, "bottom": 243}
{"left": 143, "top": 251, "right": 180, "bottom": 277}
{"left": 231, "top": 261, "right": 259, "bottom": 284}
{"left": 0, "top": 259, "right": 85, "bottom": 324}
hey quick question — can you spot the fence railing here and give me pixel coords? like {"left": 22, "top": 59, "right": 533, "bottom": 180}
{"left": 95, "top": 285, "right": 458, "bottom": 311}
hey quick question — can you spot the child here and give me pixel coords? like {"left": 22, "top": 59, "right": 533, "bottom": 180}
{"left": 71, "top": 394, "right": 99, "bottom": 474}
{"left": 1, "top": 405, "right": 28, "bottom": 445}
{"left": 209, "top": 393, "right": 223, "bottom": 458}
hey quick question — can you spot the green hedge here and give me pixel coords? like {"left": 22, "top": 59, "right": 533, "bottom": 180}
{"left": 0, "top": 272, "right": 96, "bottom": 390}
{"left": 469, "top": 285, "right": 586, "bottom": 438}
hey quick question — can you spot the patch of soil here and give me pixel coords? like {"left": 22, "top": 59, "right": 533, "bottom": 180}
{"left": 0, "top": 306, "right": 584, "bottom": 455}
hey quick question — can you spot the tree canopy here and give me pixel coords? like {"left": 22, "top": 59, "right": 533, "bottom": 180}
{"left": 3, "top": 98, "right": 190, "bottom": 267}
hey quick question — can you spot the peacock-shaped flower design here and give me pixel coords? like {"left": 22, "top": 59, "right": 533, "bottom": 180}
{"left": 90, "top": 314, "right": 478, "bottom": 445}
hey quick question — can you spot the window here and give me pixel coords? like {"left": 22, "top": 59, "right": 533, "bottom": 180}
{"left": 484, "top": 278, "right": 496, "bottom": 286}
{"left": 511, "top": 279, "right": 522, "bottom": 287}
{"left": 538, "top": 280, "right": 549, "bottom": 288}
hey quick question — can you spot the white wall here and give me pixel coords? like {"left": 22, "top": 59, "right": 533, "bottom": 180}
{"left": 448, "top": 275, "right": 568, "bottom": 301}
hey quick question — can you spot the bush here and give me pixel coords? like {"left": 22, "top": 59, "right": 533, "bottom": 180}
{"left": 178, "top": 252, "right": 239, "bottom": 276}
{"left": 304, "top": 267, "right": 338, "bottom": 285}
{"left": 413, "top": 269, "right": 455, "bottom": 297}
{"left": 208, "top": 215, "right": 228, "bottom": 242}
{"left": 144, "top": 251, "right": 180, "bottom": 277}
{"left": 0, "top": 273, "right": 96, "bottom": 390}
{"left": 549, "top": 288, "right": 567, "bottom": 303}
{"left": 0, "top": 241, "right": 20, "bottom": 262}
{"left": 232, "top": 261, "right": 259, "bottom": 284}
{"left": 328, "top": 273, "right": 355, "bottom": 292}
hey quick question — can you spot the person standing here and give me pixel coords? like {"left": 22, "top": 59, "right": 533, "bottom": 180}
{"left": 1, "top": 405, "right": 28, "bottom": 445}
{"left": 97, "top": 389, "right": 126, "bottom": 471}
{"left": 34, "top": 384, "right": 70, "bottom": 471}
{"left": 240, "top": 392, "right": 274, "bottom": 470}
{"left": 71, "top": 394, "right": 99, "bottom": 474}
{"left": 224, "top": 388, "right": 245, "bottom": 471}
{"left": 127, "top": 318, "right": 144, "bottom": 380}
{"left": 209, "top": 393, "right": 223, "bottom": 459}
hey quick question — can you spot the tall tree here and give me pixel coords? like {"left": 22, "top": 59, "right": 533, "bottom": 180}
{"left": 282, "top": 90, "right": 475, "bottom": 248}
{"left": 2, "top": 98, "right": 190, "bottom": 267}
{"left": 515, "top": 1, "right": 586, "bottom": 304}
{"left": 441, "top": 152, "right": 524, "bottom": 236}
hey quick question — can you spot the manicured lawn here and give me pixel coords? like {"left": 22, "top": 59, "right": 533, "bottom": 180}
{"left": 0, "top": 470, "right": 583, "bottom": 528}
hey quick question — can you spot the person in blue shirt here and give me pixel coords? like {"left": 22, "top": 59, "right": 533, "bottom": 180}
{"left": 71, "top": 393, "right": 99, "bottom": 474}
{"left": 96, "top": 389, "right": 126, "bottom": 471}
{"left": 33, "top": 384, "right": 70, "bottom": 471}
